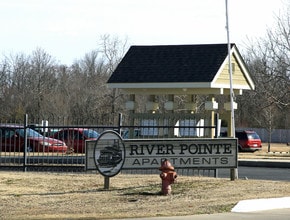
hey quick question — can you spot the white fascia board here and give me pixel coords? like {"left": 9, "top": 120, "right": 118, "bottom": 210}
{"left": 232, "top": 46, "right": 255, "bottom": 90}
{"left": 212, "top": 56, "right": 228, "bottom": 83}
{"left": 107, "top": 82, "right": 212, "bottom": 89}
{"left": 120, "top": 88, "right": 226, "bottom": 95}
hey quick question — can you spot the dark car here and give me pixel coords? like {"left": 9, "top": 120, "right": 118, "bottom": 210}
{"left": 51, "top": 128, "right": 100, "bottom": 153}
{"left": 0, "top": 124, "right": 67, "bottom": 153}
{"left": 220, "top": 130, "right": 262, "bottom": 152}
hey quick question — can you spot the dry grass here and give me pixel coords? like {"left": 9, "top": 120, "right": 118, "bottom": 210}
{"left": 1, "top": 171, "right": 290, "bottom": 220}
{"left": 0, "top": 142, "right": 289, "bottom": 220}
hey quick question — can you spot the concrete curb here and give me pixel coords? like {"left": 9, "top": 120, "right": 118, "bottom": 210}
{"left": 238, "top": 159, "right": 290, "bottom": 168}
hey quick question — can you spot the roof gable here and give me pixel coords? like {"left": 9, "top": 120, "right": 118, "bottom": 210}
{"left": 212, "top": 47, "right": 255, "bottom": 90}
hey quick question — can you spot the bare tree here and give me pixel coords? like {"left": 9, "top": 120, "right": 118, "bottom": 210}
{"left": 2, "top": 53, "right": 32, "bottom": 121}
{"left": 0, "top": 58, "right": 13, "bottom": 120}
{"left": 98, "top": 34, "right": 129, "bottom": 117}
{"left": 28, "top": 48, "right": 58, "bottom": 120}
{"left": 0, "top": 33, "right": 129, "bottom": 124}
{"left": 240, "top": 3, "right": 290, "bottom": 150}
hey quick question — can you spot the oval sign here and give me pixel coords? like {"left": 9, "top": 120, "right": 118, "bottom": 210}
{"left": 94, "top": 130, "right": 125, "bottom": 177}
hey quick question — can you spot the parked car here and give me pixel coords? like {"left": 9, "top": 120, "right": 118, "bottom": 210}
{"left": 0, "top": 124, "right": 67, "bottom": 153}
{"left": 236, "top": 130, "right": 262, "bottom": 152}
{"left": 220, "top": 130, "right": 262, "bottom": 152}
{"left": 51, "top": 128, "right": 100, "bottom": 153}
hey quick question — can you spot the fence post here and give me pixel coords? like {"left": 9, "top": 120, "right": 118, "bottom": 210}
{"left": 118, "top": 113, "right": 123, "bottom": 134}
{"left": 23, "top": 114, "right": 28, "bottom": 172}
{"left": 214, "top": 113, "right": 219, "bottom": 138}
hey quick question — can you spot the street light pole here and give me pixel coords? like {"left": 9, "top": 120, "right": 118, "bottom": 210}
{"left": 225, "top": 0, "right": 238, "bottom": 180}
{"left": 225, "top": 0, "right": 235, "bottom": 137}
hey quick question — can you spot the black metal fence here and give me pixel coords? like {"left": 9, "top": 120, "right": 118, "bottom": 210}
{"left": 0, "top": 113, "right": 218, "bottom": 174}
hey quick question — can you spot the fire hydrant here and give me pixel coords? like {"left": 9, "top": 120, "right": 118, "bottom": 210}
{"left": 159, "top": 159, "right": 177, "bottom": 195}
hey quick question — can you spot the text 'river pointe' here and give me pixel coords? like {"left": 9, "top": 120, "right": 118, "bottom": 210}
{"left": 129, "top": 143, "right": 233, "bottom": 156}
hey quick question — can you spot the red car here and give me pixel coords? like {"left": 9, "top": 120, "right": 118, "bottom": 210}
{"left": 51, "top": 128, "right": 100, "bottom": 153}
{"left": 0, "top": 124, "right": 67, "bottom": 153}
{"left": 221, "top": 130, "right": 262, "bottom": 152}
{"left": 235, "top": 130, "right": 262, "bottom": 152}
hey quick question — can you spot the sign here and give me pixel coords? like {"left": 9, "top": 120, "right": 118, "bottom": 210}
{"left": 93, "top": 131, "right": 125, "bottom": 177}
{"left": 123, "top": 138, "right": 237, "bottom": 169}
{"left": 86, "top": 137, "right": 237, "bottom": 171}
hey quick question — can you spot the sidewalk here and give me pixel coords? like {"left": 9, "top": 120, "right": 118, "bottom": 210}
{"left": 122, "top": 208, "right": 290, "bottom": 220}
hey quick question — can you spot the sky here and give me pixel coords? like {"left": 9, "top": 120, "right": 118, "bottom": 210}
{"left": 0, "top": 0, "right": 286, "bottom": 65}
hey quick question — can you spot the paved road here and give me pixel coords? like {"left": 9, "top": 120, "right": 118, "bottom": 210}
{"left": 217, "top": 166, "right": 290, "bottom": 181}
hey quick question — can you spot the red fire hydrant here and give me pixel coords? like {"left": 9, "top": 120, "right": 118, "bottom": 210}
{"left": 159, "top": 159, "right": 177, "bottom": 195}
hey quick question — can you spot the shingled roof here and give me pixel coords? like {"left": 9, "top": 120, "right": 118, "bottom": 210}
{"left": 107, "top": 43, "right": 254, "bottom": 95}
{"left": 108, "top": 44, "right": 232, "bottom": 83}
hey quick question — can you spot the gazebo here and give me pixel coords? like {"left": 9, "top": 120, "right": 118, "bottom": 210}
{"left": 107, "top": 43, "right": 255, "bottom": 138}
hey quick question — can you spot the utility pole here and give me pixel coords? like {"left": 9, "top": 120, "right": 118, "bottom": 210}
{"left": 225, "top": 0, "right": 238, "bottom": 180}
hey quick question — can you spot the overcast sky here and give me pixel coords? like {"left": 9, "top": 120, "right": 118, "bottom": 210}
{"left": 0, "top": 0, "right": 286, "bottom": 65}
